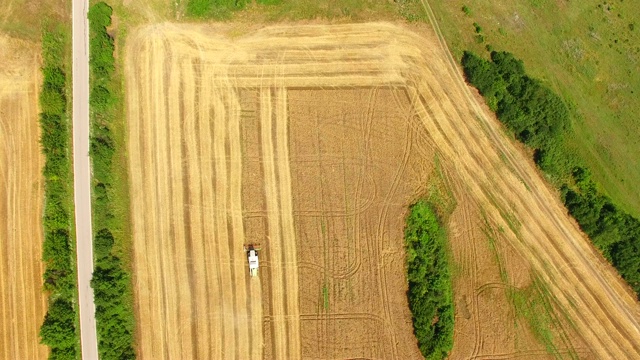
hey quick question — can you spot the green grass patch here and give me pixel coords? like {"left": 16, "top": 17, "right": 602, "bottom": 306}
{"left": 429, "top": 0, "right": 640, "bottom": 219}
{"left": 480, "top": 215, "right": 577, "bottom": 358}
{"left": 88, "top": 3, "right": 136, "bottom": 359}
{"left": 182, "top": 0, "right": 423, "bottom": 22}
{"left": 405, "top": 200, "right": 454, "bottom": 360}
{"left": 38, "top": 24, "right": 81, "bottom": 360}
{"left": 322, "top": 284, "right": 330, "bottom": 310}
{"left": 185, "top": 0, "right": 248, "bottom": 19}
{"left": 507, "top": 277, "right": 579, "bottom": 359}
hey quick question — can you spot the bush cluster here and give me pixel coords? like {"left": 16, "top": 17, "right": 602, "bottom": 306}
{"left": 462, "top": 51, "right": 640, "bottom": 298}
{"left": 38, "top": 27, "right": 79, "bottom": 359}
{"left": 562, "top": 168, "right": 640, "bottom": 293}
{"left": 88, "top": 3, "right": 136, "bottom": 359}
{"left": 405, "top": 201, "right": 454, "bottom": 359}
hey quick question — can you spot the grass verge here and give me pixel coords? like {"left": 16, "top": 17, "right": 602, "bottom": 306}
{"left": 405, "top": 200, "right": 454, "bottom": 359}
{"left": 38, "top": 24, "right": 80, "bottom": 360}
{"left": 88, "top": 2, "right": 136, "bottom": 359}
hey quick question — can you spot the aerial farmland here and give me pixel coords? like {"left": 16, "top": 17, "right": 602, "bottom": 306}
{"left": 122, "top": 14, "right": 640, "bottom": 359}
{"left": 1, "top": 0, "right": 639, "bottom": 359}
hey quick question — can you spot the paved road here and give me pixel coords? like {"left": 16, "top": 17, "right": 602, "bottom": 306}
{"left": 72, "top": 0, "right": 99, "bottom": 358}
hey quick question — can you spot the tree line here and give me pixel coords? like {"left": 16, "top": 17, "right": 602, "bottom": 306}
{"left": 462, "top": 51, "right": 640, "bottom": 297}
{"left": 88, "top": 3, "right": 136, "bottom": 359}
{"left": 38, "top": 26, "right": 80, "bottom": 360}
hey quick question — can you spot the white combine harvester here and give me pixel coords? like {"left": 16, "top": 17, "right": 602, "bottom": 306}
{"left": 244, "top": 244, "right": 260, "bottom": 277}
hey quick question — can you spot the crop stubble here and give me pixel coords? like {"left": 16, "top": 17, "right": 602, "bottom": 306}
{"left": 0, "top": 35, "right": 47, "bottom": 360}
{"left": 126, "top": 22, "right": 640, "bottom": 359}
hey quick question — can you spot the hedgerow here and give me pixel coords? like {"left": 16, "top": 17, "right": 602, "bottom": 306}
{"left": 462, "top": 50, "right": 640, "bottom": 298}
{"left": 88, "top": 2, "right": 136, "bottom": 359}
{"left": 405, "top": 201, "right": 454, "bottom": 359}
{"left": 38, "top": 26, "right": 79, "bottom": 359}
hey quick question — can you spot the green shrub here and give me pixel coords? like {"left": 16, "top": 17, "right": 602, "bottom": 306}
{"left": 40, "top": 299, "right": 77, "bottom": 354}
{"left": 405, "top": 201, "right": 454, "bottom": 359}
{"left": 461, "top": 51, "right": 569, "bottom": 160}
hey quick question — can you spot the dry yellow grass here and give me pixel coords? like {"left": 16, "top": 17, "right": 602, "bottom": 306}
{"left": 0, "top": 34, "right": 47, "bottom": 360}
{"left": 125, "top": 22, "right": 640, "bottom": 359}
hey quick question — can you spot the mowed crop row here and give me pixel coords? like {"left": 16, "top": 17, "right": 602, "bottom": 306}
{"left": 125, "top": 22, "right": 640, "bottom": 359}
{"left": 0, "top": 35, "right": 48, "bottom": 360}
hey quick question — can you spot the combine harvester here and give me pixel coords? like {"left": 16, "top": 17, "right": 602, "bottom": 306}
{"left": 244, "top": 244, "right": 260, "bottom": 277}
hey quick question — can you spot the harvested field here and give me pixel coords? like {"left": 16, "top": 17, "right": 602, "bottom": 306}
{"left": 125, "top": 22, "right": 640, "bottom": 359}
{"left": 0, "top": 34, "right": 47, "bottom": 359}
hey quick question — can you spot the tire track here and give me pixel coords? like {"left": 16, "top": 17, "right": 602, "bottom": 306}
{"left": 260, "top": 87, "right": 288, "bottom": 358}
{"left": 166, "top": 47, "right": 194, "bottom": 359}
{"left": 141, "top": 36, "right": 169, "bottom": 359}
{"left": 150, "top": 35, "right": 176, "bottom": 360}
{"left": 210, "top": 84, "right": 237, "bottom": 359}
{"left": 273, "top": 87, "right": 302, "bottom": 359}
{"left": 178, "top": 57, "right": 210, "bottom": 360}
{"left": 225, "top": 86, "right": 254, "bottom": 360}
{"left": 191, "top": 58, "right": 223, "bottom": 360}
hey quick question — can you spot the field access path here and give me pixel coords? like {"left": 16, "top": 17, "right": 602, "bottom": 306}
{"left": 72, "top": 0, "right": 99, "bottom": 358}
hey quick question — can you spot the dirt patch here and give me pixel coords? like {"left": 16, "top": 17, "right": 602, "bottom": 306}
{"left": 125, "top": 22, "right": 640, "bottom": 359}
{"left": 0, "top": 34, "right": 47, "bottom": 359}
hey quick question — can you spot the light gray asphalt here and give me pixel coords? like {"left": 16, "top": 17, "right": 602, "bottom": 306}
{"left": 72, "top": 0, "right": 99, "bottom": 358}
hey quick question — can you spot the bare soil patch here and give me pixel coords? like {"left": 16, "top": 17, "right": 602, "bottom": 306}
{"left": 125, "top": 22, "right": 640, "bottom": 359}
{"left": 0, "top": 34, "right": 47, "bottom": 360}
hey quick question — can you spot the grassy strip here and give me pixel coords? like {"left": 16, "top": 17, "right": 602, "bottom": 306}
{"left": 38, "top": 25, "right": 80, "bottom": 360}
{"left": 88, "top": 2, "right": 136, "bottom": 359}
{"left": 183, "top": 0, "right": 424, "bottom": 22}
{"left": 462, "top": 51, "right": 640, "bottom": 298}
{"left": 186, "top": 0, "right": 274, "bottom": 19}
{"left": 405, "top": 200, "right": 454, "bottom": 360}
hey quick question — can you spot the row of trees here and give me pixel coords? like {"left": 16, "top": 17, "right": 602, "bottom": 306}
{"left": 39, "top": 27, "right": 79, "bottom": 359}
{"left": 405, "top": 201, "right": 454, "bottom": 359}
{"left": 88, "top": 3, "right": 136, "bottom": 359}
{"left": 462, "top": 51, "right": 640, "bottom": 297}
